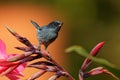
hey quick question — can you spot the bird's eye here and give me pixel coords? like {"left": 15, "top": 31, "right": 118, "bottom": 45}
{"left": 53, "top": 22, "right": 60, "bottom": 26}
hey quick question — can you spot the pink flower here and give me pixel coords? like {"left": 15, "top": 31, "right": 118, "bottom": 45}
{"left": 80, "top": 41, "right": 105, "bottom": 71}
{"left": 0, "top": 39, "right": 27, "bottom": 80}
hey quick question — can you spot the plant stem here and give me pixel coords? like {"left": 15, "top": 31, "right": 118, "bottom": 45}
{"left": 43, "top": 52, "right": 75, "bottom": 80}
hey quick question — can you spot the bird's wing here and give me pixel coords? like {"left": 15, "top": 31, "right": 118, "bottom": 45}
{"left": 38, "top": 29, "right": 57, "bottom": 42}
{"left": 31, "top": 20, "right": 41, "bottom": 30}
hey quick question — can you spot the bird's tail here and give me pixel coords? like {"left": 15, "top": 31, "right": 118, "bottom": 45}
{"left": 31, "top": 20, "right": 41, "bottom": 30}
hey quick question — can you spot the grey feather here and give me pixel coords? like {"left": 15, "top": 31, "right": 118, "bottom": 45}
{"left": 31, "top": 20, "right": 63, "bottom": 50}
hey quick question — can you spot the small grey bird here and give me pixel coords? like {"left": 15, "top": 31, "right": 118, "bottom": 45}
{"left": 31, "top": 20, "right": 63, "bottom": 50}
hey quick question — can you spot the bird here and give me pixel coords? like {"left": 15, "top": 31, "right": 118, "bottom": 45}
{"left": 31, "top": 20, "right": 63, "bottom": 50}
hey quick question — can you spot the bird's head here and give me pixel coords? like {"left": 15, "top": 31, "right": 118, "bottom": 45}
{"left": 47, "top": 20, "right": 63, "bottom": 32}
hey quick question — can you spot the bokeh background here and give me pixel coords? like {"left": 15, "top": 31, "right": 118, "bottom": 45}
{"left": 0, "top": 0, "right": 120, "bottom": 80}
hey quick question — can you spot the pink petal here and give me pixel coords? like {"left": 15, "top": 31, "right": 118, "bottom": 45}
{"left": 6, "top": 74, "right": 21, "bottom": 80}
{"left": 13, "top": 63, "right": 27, "bottom": 76}
{"left": 2, "top": 63, "right": 27, "bottom": 80}
{"left": 8, "top": 54, "right": 27, "bottom": 72}
{"left": 16, "top": 63, "right": 27, "bottom": 72}
{"left": 7, "top": 54, "right": 27, "bottom": 76}
{"left": 10, "top": 70, "right": 24, "bottom": 77}
{"left": 0, "top": 59, "right": 18, "bottom": 66}
{"left": 0, "top": 39, "right": 7, "bottom": 59}
{"left": 87, "top": 67, "right": 104, "bottom": 75}
{"left": 0, "top": 67, "right": 8, "bottom": 73}
{"left": 89, "top": 41, "right": 105, "bottom": 56}
{"left": 81, "top": 41, "right": 105, "bottom": 71}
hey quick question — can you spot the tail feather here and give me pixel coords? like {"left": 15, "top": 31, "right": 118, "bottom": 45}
{"left": 31, "top": 20, "right": 41, "bottom": 30}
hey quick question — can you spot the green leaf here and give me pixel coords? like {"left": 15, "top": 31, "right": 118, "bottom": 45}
{"left": 66, "top": 45, "right": 120, "bottom": 79}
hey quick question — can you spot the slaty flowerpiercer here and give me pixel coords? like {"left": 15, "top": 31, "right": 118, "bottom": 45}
{"left": 31, "top": 20, "right": 63, "bottom": 50}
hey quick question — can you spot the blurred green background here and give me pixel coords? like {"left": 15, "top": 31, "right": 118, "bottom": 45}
{"left": 0, "top": 0, "right": 120, "bottom": 80}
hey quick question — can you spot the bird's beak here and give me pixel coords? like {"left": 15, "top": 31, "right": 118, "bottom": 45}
{"left": 59, "top": 22, "right": 63, "bottom": 27}
{"left": 57, "top": 22, "right": 63, "bottom": 31}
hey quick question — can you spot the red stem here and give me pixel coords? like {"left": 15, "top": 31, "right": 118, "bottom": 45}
{"left": 42, "top": 51, "right": 75, "bottom": 80}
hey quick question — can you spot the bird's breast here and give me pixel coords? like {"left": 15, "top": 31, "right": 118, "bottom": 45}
{"left": 36, "top": 30, "right": 58, "bottom": 43}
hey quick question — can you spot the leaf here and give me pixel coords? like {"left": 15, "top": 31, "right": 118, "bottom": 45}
{"left": 66, "top": 45, "right": 120, "bottom": 79}
{"left": 66, "top": 45, "right": 115, "bottom": 68}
